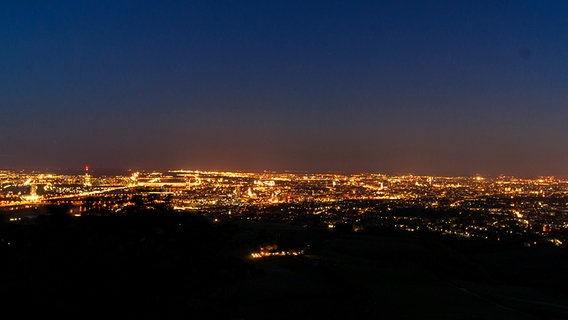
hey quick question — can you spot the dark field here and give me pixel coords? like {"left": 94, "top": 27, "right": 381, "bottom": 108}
{"left": 1, "top": 208, "right": 567, "bottom": 319}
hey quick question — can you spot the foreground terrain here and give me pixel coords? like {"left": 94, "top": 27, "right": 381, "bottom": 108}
{"left": 1, "top": 207, "right": 567, "bottom": 319}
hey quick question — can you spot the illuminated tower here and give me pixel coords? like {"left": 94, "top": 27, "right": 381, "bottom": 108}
{"left": 84, "top": 166, "right": 92, "bottom": 187}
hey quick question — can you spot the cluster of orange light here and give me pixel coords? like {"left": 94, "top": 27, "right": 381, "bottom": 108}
{"left": 250, "top": 249, "right": 304, "bottom": 259}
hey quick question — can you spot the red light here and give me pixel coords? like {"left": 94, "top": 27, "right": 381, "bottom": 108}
{"left": 85, "top": 166, "right": 89, "bottom": 171}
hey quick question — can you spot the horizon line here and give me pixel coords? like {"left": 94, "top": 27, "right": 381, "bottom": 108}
{"left": 0, "top": 166, "right": 565, "bottom": 179}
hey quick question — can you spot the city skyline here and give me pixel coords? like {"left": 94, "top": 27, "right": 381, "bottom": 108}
{"left": 2, "top": 167, "right": 567, "bottom": 247}
{"left": 2, "top": 1, "right": 568, "bottom": 177}
{"left": 1, "top": 165, "right": 566, "bottom": 180}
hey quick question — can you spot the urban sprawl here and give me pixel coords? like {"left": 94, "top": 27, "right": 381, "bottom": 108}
{"left": 1, "top": 169, "right": 567, "bottom": 247}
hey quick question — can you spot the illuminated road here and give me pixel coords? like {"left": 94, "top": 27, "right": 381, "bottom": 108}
{"left": 0, "top": 186, "right": 129, "bottom": 208}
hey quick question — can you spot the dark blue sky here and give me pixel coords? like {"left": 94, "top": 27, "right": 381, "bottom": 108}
{"left": 2, "top": 1, "right": 568, "bottom": 176}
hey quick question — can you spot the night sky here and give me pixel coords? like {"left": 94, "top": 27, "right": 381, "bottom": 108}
{"left": 2, "top": 1, "right": 568, "bottom": 177}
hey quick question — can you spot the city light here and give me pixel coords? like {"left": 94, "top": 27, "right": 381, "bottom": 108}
{"left": 1, "top": 169, "right": 567, "bottom": 246}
